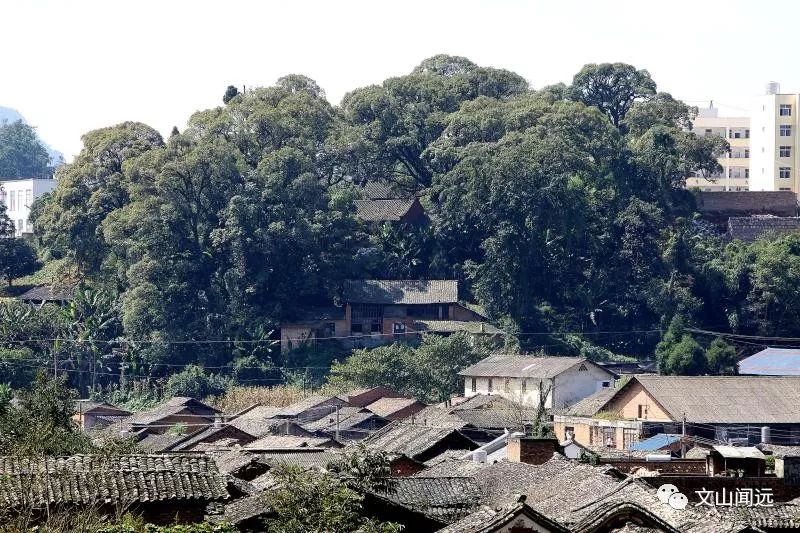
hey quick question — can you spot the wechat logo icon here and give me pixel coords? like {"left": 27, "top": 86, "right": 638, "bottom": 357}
{"left": 657, "top": 484, "right": 688, "bottom": 510}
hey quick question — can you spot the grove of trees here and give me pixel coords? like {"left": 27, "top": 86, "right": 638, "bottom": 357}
{"left": 2, "top": 55, "right": 797, "bottom": 401}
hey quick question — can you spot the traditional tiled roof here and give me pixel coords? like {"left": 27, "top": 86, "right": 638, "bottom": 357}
{"left": 0, "top": 455, "right": 228, "bottom": 506}
{"left": 258, "top": 451, "right": 343, "bottom": 471}
{"left": 362, "top": 181, "right": 409, "bottom": 200}
{"left": 213, "top": 450, "right": 265, "bottom": 476}
{"left": 738, "top": 347, "right": 800, "bottom": 376}
{"left": 365, "top": 397, "right": 423, "bottom": 418}
{"left": 354, "top": 198, "right": 418, "bottom": 222}
{"left": 459, "top": 355, "right": 612, "bottom": 379}
{"left": 136, "top": 432, "right": 187, "bottom": 453}
{"left": 558, "top": 387, "right": 619, "bottom": 417}
{"left": 728, "top": 216, "right": 800, "bottom": 241}
{"left": 126, "top": 396, "right": 219, "bottom": 426}
{"left": 343, "top": 279, "right": 458, "bottom": 305}
{"left": 757, "top": 443, "right": 800, "bottom": 458}
{"left": 412, "top": 320, "right": 503, "bottom": 335}
{"left": 451, "top": 408, "right": 533, "bottom": 430}
{"left": 18, "top": 285, "right": 74, "bottom": 302}
{"left": 631, "top": 375, "right": 800, "bottom": 424}
{"left": 244, "top": 434, "right": 338, "bottom": 451}
{"left": 228, "top": 406, "right": 284, "bottom": 437}
{"left": 275, "top": 395, "right": 342, "bottom": 418}
{"left": 362, "top": 422, "right": 477, "bottom": 460}
{"left": 302, "top": 407, "right": 386, "bottom": 434}
{"left": 162, "top": 424, "right": 255, "bottom": 452}
{"left": 366, "top": 476, "right": 484, "bottom": 523}
{"left": 74, "top": 400, "right": 130, "bottom": 416}
{"left": 406, "top": 406, "right": 471, "bottom": 429}
{"left": 438, "top": 500, "right": 570, "bottom": 533}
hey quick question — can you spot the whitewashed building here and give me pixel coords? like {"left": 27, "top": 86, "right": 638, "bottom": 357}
{"left": 0, "top": 178, "right": 57, "bottom": 236}
{"left": 458, "top": 355, "right": 616, "bottom": 409}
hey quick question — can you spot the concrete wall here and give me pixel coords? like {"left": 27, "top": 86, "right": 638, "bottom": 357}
{"left": 464, "top": 376, "right": 554, "bottom": 407}
{"left": 0, "top": 179, "right": 57, "bottom": 236}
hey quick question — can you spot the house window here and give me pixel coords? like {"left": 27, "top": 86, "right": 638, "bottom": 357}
{"left": 781, "top": 146, "right": 792, "bottom": 158}
{"left": 323, "top": 323, "right": 335, "bottom": 337}
{"left": 521, "top": 379, "right": 527, "bottom": 394}
{"left": 565, "top": 426, "right": 575, "bottom": 440}
{"left": 487, "top": 378, "right": 493, "bottom": 392}
{"left": 25, "top": 189, "right": 32, "bottom": 206}
{"left": 637, "top": 404, "right": 647, "bottom": 419}
{"left": 745, "top": 129, "right": 750, "bottom": 138}
{"left": 780, "top": 187, "right": 792, "bottom": 191}
{"left": 393, "top": 322, "right": 406, "bottom": 337}
{"left": 623, "top": 428, "right": 639, "bottom": 449}
{"left": 9, "top": 192, "right": 15, "bottom": 211}
{"left": 780, "top": 125, "right": 792, "bottom": 136}
{"left": 471, "top": 377, "right": 476, "bottom": 393}
{"left": 744, "top": 149, "right": 750, "bottom": 158}
{"left": 745, "top": 169, "right": 750, "bottom": 178}
{"left": 732, "top": 131, "right": 741, "bottom": 139}
{"left": 601, "top": 381, "right": 611, "bottom": 388}
{"left": 780, "top": 167, "right": 791, "bottom": 179}
{"left": 780, "top": 104, "right": 792, "bottom": 116}
{"left": 370, "top": 322, "right": 381, "bottom": 334}
{"left": 704, "top": 128, "right": 712, "bottom": 136}
{"left": 350, "top": 323, "right": 363, "bottom": 334}
{"left": 603, "top": 427, "right": 615, "bottom": 448}
{"left": 504, "top": 378, "right": 511, "bottom": 392}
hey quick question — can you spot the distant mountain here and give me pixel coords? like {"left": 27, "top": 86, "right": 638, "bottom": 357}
{"left": 0, "top": 106, "right": 64, "bottom": 166}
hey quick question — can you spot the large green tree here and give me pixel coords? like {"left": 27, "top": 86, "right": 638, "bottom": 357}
{"left": 0, "top": 120, "right": 50, "bottom": 178}
{"left": 569, "top": 62, "right": 657, "bottom": 129}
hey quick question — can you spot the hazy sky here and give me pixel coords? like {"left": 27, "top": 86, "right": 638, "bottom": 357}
{"left": 2, "top": 0, "right": 798, "bottom": 161}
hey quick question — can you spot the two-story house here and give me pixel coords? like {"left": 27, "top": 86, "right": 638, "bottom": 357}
{"left": 458, "top": 355, "right": 616, "bottom": 409}
{"left": 280, "top": 279, "right": 499, "bottom": 352}
{"left": 553, "top": 375, "right": 800, "bottom": 450}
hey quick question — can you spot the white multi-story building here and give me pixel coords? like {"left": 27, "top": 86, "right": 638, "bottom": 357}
{"left": 685, "top": 104, "right": 750, "bottom": 191}
{"left": 0, "top": 178, "right": 57, "bottom": 236}
{"left": 750, "top": 82, "right": 799, "bottom": 193}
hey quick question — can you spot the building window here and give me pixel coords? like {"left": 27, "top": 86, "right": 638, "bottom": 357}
{"left": 9, "top": 192, "right": 15, "bottom": 211}
{"left": 781, "top": 125, "right": 792, "bottom": 136}
{"left": 623, "top": 428, "right": 638, "bottom": 449}
{"left": 471, "top": 377, "right": 476, "bottom": 393}
{"left": 16, "top": 220, "right": 22, "bottom": 232}
{"left": 744, "top": 149, "right": 749, "bottom": 158}
{"left": 704, "top": 129, "right": 712, "bottom": 136}
{"left": 601, "top": 381, "right": 611, "bottom": 388}
{"left": 780, "top": 104, "right": 792, "bottom": 116}
{"left": 393, "top": 322, "right": 406, "bottom": 337}
{"left": 781, "top": 146, "right": 792, "bottom": 158}
{"left": 487, "top": 378, "right": 493, "bottom": 392}
{"left": 370, "top": 322, "right": 381, "bottom": 334}
{"left": 504, "top": 378, "right": 511, "bottom": 392}
{"left": 745, "top": 129, "right": 750, "bottom": 138}
{"left": 745, "top": 169, "right": 750, "bottom": 178}
{"left": 603, "top": 427, "right": 615, "bottom": 448}
{"left": 565, "top": 426, "right": 575, "bottom": 440}
{"left": 521, "top": 379, "right": 527, "bottom": 394}
{"left": 780, "top": 167, "right": 791, "bottom": 179}
{"left": 637, "top": 404, "right": 647, "bottom": 419}
{"left": 25, "top": 189, "right": 32, "bottom": 207}
{"left": 351, "top": 323, "right": 363, "bottom": 334}
{"left": 780, "top": 187, "right": 792, "bottom": 191}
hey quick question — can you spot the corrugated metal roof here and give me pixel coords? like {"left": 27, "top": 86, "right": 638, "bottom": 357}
{"left": 343, "top": 280, "right": 458, "bottom": 304}
{"left": 628, "top": 433, "right": 681, "bottom": 452}
{"left": 459, "top": 355, "right": 611, "bottom": 379}
{"left": 738, "top": 347, "right": 800, "bottom": 376}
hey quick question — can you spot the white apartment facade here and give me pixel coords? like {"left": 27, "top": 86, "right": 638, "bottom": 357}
{"left": 0, "top": 178, "right": 57, "bottom": 236}
{"left": 750, "top": 82, "right": 799, "bottom": 193}
{"left": 685, "top": 104, "right": 750, "bottom": 191}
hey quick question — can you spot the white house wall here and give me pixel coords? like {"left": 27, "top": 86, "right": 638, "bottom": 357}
{"left": 552, "top": 363, "right": 614, "bottom": 409}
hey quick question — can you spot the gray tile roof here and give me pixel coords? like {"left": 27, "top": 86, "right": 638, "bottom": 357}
{"left": 362, "top": 181, "right": 410, "bottom": 200}
{"left": 728, "top": 216, "right": 800, "bottom": 241}
{"left": 367, "top": 476, "right": 484, "bottom": 523}
{"left": 136, "top": 432, "right": 187, "bottom": 453}
{"left": 275, "top": 395, "right": 343, "bottom": 418}
{"left": 0, "top": 455, "right": 228, "bottom": 505}
{"left": 361, "top": 422, "right": 477, "bottom": 460}
{"left": 354, "top": 198, "right": 418, "bottom": 222}
{"left": 301, "top": 407, "right": 386, "bottom": 434}
{"left": 451, "top": 408, "right": 533, "bottom": 430}
{"left": 343, "top": 279, "right": 458, "bottom": 305}
{"left": 258, "top": 451, "right": 343, "bottom": 470}
{"left": 558, "top": 387, "right": 619, "bottom": 417}
{"left": 228, "top": 406, "right": 284, "bottom": 437}
{"left": 365, "top": 397, "right": 423, "bottom": 418}
{"left": 17, "top": 285, "right": 74, "bottom": 302}
{"left": 126, "top": 396, "right": 219, "bottom": 426}
{"left": 413, "top": 320, "right": 504, "bottom": 335}
{"left": 405, "top": 406, "right": 471, "bottom": 430}
{"left": 438, "top": 500, "right": 569, "bottom": 533}
{"left": 459, "top": 355, "right": 609, "bottom": 379}
{"left": 244, "top": 434, "right": 337, "bottom": 451}
{"left": 633, "top": 375, "right": 800, "bottom": 423}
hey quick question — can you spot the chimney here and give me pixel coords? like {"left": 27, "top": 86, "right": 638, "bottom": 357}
{"left": 507, "top": 436, "right": 560, "bottom": 465}
{"left": 473, "top": 450, "right": 488, "bottom": 464}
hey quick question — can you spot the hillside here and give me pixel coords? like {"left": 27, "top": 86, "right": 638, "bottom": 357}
{"left": 0, "top": 105, "right": 64, "bottom": 166}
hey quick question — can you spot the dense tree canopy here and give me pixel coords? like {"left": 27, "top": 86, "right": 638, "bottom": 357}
{"left": 0, "top": 120, "right": 50, "bottom": 178}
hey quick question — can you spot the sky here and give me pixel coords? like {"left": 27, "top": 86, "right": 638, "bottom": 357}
{"left": 1, "top": 0, "right": 799, "bottom": 161}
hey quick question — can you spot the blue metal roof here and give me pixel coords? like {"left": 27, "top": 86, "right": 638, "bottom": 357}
{"left": 738, "top": 348, "right": 800, "bottom": 376}
{"left": 628, "top": 433, "right": 681, "bottom": 452}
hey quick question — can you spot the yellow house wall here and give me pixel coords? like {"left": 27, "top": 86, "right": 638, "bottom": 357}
{"left": 603, "top": 382, "right": 673, "bottom": 421}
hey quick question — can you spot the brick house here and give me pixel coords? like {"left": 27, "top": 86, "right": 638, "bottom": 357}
{"left": 280, "top": 280, "right": 497, "bottom": 352}
{"left": 554, "top": 375, "right": 800, "bottom": 451}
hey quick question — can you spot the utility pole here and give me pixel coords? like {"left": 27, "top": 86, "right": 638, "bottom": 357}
{"left": 335, "top": 404, "right": 340, "bottom": 442}
{"left": 681, "top": 412, "right": 687, "bottom": 458}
